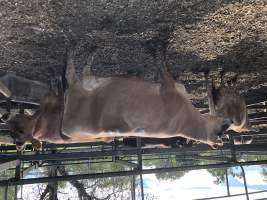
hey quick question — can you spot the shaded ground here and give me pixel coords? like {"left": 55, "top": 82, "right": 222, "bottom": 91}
{"left": 0, "top": 0, "right": 266, "bottom": 106}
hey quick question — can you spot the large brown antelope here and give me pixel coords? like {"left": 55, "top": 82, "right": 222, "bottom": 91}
{"left": 204, "top": 70, "right": 258, "bottom": 145}
{"left": 6, "top": 52, "right": 232, "bottom": 150}
{"left": 204, "top": 70, "right": 257, "bottom": 133}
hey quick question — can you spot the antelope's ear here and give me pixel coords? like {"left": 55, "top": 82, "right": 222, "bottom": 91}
{"left": 222, "top": 118, "right": 233, "bottom": 132}
{"left": 31, "top": 139, "right": 42, "bottom": 151}
{"left": 24, "top": 109, "right": 35, "bottom": 116}
{"left": 209, "top": 139, "right": 223, "bottom": 150}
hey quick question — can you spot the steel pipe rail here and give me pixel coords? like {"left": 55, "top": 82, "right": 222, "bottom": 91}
{"left": 0, "top": 143, "right": 266, "bottom": 162}
{"left": 1, "top": 159, "right": 267, "bottom": 186}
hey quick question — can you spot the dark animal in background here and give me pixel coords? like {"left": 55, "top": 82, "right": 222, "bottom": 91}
{"left": 123, "top": 137, "right": 192, "bottom": 148}
{"left": 0, "top": 73, "right": 49, "bottom": 103}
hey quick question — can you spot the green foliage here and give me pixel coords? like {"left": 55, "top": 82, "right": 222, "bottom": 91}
{"left": 155, "top": 171, "right": 187, "bottom": 181}
{"left": 0, "top": 186, "right": 15, "bottom": 200}
{"left": 207, "top": 167, "right": 252, "bottom": 185}
{"left": 206, "top": 153, "right": 267, "bottom": 185}
{"left": 63, "top": 161, "right": 131, "bottom": 198}
{"left": 207, "top": 168, "right": 227, "bottom": 184}
{"left": 143, "top": 155, "right": 201, "bottom": 181}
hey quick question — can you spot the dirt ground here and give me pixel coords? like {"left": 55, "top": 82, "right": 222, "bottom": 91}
{"left": 0, "top": 0, "right": 266, "bottom": 106}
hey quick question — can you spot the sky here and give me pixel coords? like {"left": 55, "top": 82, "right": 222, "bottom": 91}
{"left": 140, "top": 166, "right": 267, "bottom": 200}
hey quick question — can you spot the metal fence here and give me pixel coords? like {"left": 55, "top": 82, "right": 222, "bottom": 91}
{"left": 0, "top": 100, "right": 267, "bottom": 200}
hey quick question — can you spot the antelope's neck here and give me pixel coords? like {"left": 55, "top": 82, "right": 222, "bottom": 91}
{"left": 177, "top": 110, "right": 208, "bottom": 143}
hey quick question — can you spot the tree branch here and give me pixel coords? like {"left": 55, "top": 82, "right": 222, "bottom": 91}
{"left": 40, "top": 184, "right": 49, "bottom": 200}
{"left": 58, "top": 166, "right": 92, "bottom": 200}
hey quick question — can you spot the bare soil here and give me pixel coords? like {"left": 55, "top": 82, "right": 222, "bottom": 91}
{"left": 0, "top": 0, "right": 266, "bottom": 106}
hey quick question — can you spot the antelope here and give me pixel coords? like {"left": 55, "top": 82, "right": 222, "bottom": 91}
{"left": 204, "top": 70, "right": 257, "bottom": 144}
{"left": 0, "top": 74, "right": 49, "bottom": 149}
{"left": 5, "top": 51, "right": 232, "bottom": 150}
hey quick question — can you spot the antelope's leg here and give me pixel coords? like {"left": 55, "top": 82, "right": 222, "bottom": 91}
{"left": 65, "top": 51, "right": 79, "bottom": 86}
